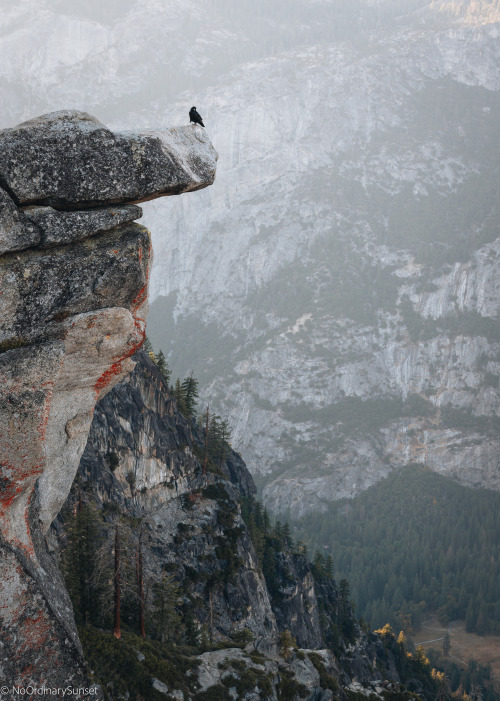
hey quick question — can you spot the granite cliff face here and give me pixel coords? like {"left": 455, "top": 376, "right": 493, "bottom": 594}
{"left": 71, "top": 352, "right": 277, "bottom": 646}
{"left": 142, "top": 6, "right": 500, "bottom": 517}
{"left": 0, "top": 111, "right": 217, "bottom": 695}
{"left": 56, "top": 351, "right": 431, "bottom": 700}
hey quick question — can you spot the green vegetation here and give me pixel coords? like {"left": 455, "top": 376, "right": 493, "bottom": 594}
{"left": 277, "top": 667, "right": 309, "bottom": 700}
{"left": 61, "top": 503, "right": 108, "bottom": 627}
{"left": 105, "top": 452, "right": 120, "bottom": 472}
{"left": 125, "top": 470, "right": 136, "bottom": 494}
{"left": 307, "top": 652, "right": 339, "bottom": 694}
{"left": 241, "top": 495, "right": 296, "bottom": 603}
{"left": 426, "top": 648, "right": 497, "bottom": 701}
{"left": 282, "top": 393, "right": 434, "bottom": 435}
{"left": 61, "top": 503, "right": 189, "bottom": 645}
{"left": 173, "top": 373, "right": 199, "bottom": 420}
{"left": 193, "top": 409, "right": 233, "bottom": 475}
{"left": 399, "top": 302, "right": 500, "bottom": 345}
{"left": 62, "top": 495, "right": 325, "bottom": 699}
{"left": 292, "top": 466, "right": 500, "bottom": 636}
{"left": 150, "top": 573, "right": 183, "bottom": 643}
{"left": 154, "top": 349, "right": 171, "bottom": 385}
{"left": 369, "top": 625, "right": 440, "bottom": 700}
{"left": 79, "top": 628, "right": 199, "bottom": 701}
{"left": 440, "top": 404, "right": 500, "bottom": 437}
{"left": 241, "top": 495, "right": 357, "bottom": 649}
{"left": 0, "top": 337, "right": 29, "bottom": 353}
{"left": 145, "top": 342, "right": 234, "bottom": 477}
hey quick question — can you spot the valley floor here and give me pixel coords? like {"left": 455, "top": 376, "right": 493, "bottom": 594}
{"left": 415, "top": 616, "right": 500, "bottom": 683}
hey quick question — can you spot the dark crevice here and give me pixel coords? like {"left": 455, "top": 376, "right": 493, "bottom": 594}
{"left": 0, "top": 176, "right": 21, "bottom": 205}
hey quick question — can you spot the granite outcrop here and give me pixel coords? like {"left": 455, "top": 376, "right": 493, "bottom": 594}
{"left": 0, "top": 110, "right": 217, "bottom": 696}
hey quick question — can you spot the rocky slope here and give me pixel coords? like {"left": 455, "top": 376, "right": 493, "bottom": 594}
{"left": 56, "top": 351, "right": 437, "bottom": 700}
{"left": 0, "top": 111, "right": 216, "bottom": 696}
{"left": 70, "top": 352, "right": 276, "bottom": 645}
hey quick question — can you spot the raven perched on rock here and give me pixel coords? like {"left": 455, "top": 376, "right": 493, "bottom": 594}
{"left": 189, "top": 106, "right": 205, "bottom": 128}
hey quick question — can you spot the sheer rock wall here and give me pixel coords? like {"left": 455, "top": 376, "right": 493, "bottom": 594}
{"left": 0, "top": 110, "right": 217, "bottom": 696}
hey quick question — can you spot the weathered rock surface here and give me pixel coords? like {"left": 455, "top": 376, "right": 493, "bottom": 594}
{"left": 0, "top": 110, "right": 218, "bottom": 208}
{"left": 0, "top": 186, "right": 40, "bottom": 254}
{"left": 273, "top": 552, "right": 323, "bottom": 649}
{"left": 56, "top": 352, "right": 425, "bottom": 699}
{"left": 0, "top": 222, "right": 150, "bottom": 347}
{"left": 23, "top": 203, "right": 142, "bottom": 247}
{"left": 0, "top": 110, "right": 217, "bottom": 696}
{"left": 75, "top": 352, "right": 276, "bottom": 643}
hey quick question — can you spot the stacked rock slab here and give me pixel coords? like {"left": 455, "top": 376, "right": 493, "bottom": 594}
{"left": 0, "top": 111, "right": 217, "bottom": 696}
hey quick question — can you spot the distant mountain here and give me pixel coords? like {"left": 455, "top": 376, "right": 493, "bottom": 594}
{"left": 2, "top": 1, "right": 499, "bottom": 516}
{"left": 145, "top": 3, "right": 500, "bottom": 515}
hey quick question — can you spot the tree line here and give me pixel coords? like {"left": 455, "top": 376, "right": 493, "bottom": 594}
{"left": 240, "top": 495, "right": 357, "bottom": 647}
{"left": 291, "top": 465, "right": 500, "bottom": 637}
{"left": 61, "top": 499, "right": 184, "bottom": 644}
{"left": 144, "top": 337, "right": 232, "bottom": 475}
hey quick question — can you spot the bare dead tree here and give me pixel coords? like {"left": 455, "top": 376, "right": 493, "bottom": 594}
{"left": 203, "top": 405, "right": 209, "bottom": 475}
{"left": 113, "top": 524, "right": 121, "bottom": 639}
{"left": 137, "top": 529, "right": 146, "bottom": 638}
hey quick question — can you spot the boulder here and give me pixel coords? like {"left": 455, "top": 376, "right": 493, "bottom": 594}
{"left": 0, "top": 221, "right": 151, "bottom": 347}
{"left": 0, "top": 110, "right": 218, "bottom": 208}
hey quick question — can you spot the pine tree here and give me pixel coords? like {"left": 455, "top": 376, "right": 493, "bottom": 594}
{"left": 61, "top": 503, "right": 107, "bottom": 627}
{"left": 312, "top": 551, "right": 326, "bottom": 580}
{"left": 181, "top": 373, "right": 199, "bottom": 419}
{"left": 136, "top": 531, "right": 146, "bottom": 638}
{"left": 184, "top": 609, "right": 200, "bottom": 647}
{"left": 154, "top": 350, "right": 171, "bottom": 385}
{"left": 202, "top": 405, "right": 209, "bottom": 474}
{"left": 282, "top": 522, "right": 294, "bottom": 549}
{"left": 443, "top": 631, "right": 451, "bottom": 656}
{"left": 152, "top": 573, "right": 182, "bottom": 643}
{"left": 174, "top": 378, "right": 187, "bottom": 415}
{"left": 247, "top": 513, "right": 265, "bottom": 562}
{"left": 262, "top": 544, "right": 279, "bottom": 601}
{"left": 262, "top": 508, "right": 271, "bottom": 533}
{"left": 415, "top": 645, "right": 429, "bottom": 668}
{"left": 274, "top": 520, "right": 283, "bottom": 540}
{"left": 208, "top": 413, "right": 223, "bottom": 462}
{"left": 253, "top": 501, "right": 264, "bottom": 530}
{"left": 113, "top": 524, "right": 121, "bottom": 639}
{"left": 338, "top": 578, "right": 355, "bottom": 640}
{"left": 143, "top": 335, "right": 155, "bottom": 360}
{"left": 218, "top": 418, "right": 231, "bottom": 467}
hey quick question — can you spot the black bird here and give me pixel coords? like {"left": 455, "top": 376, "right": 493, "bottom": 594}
{"left": 189, "top": 106, "right": 205, "bottom": 128}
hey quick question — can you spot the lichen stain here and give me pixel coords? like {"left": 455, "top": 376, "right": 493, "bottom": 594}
{"left": 93, "top": 361, "right": 124, "bottom": 395}
{"left": 19, "top": 611, "right": 53, "bottom": 652}
{"left": 0, "top": 379, "right": 53, "bottom": 555}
